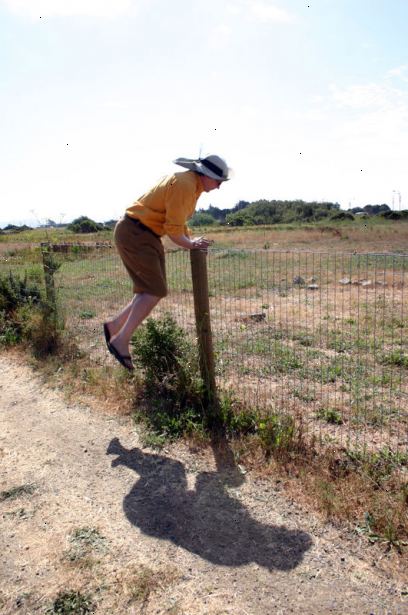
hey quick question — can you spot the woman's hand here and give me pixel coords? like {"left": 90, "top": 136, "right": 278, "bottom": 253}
{"left": 167, "top": 234, "right": 214, "bottom": 251}
{"left": 191, "top": 236, "right": 213, "bottom": 251}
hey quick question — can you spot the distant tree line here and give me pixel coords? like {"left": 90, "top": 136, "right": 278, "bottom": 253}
{"left": 349, "top": 204, "right": 390, "bottom": 215}
{"left": 0, "top": 216, "right": 116, "bottom": 234}
{"left": 347, "top": 203, "right": 408, "bottom": 219}
{"left": 190, "top": 199, "right": 341, "bottom": 226}
{"left": 190, "top": 200, "right": 408, "bottom": 227}
{"left": 0, "top": 224, "right": 33, "bottom": 234}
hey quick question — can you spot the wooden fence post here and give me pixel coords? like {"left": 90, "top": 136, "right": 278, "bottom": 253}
{"left": 190, "top": 249, "right": 217, "bottom": 410}
{"left": 41, "top": 242, "right": 57, "bottom": 318}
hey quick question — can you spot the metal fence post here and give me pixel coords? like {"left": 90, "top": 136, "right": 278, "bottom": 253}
{"left": 190, "top": 249, "right": 217, "bottom": 409}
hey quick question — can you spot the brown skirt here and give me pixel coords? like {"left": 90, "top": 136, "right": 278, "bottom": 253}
{"left": 114, "top": 216, "right": 167, "bottom": 297}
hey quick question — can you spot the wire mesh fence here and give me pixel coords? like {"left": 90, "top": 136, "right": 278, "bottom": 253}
{"left": 1, "top": 242, "right": 407, "bottom": 455}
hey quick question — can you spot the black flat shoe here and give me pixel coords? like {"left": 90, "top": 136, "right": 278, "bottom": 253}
{"left": 109, "top": 343, "right": 134, "bottom": 371}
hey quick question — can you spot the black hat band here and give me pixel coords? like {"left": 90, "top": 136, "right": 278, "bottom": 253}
{"left": 199, "top": 158, "right": 225, "bottom": 179}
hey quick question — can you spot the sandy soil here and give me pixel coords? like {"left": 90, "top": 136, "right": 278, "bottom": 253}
{"left": 0, "top": 352, "right": 407, "bottom": 614}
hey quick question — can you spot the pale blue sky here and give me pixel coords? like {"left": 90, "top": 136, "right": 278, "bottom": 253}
{"left": 1, "top": 0, "right": 407, "bottom": 226}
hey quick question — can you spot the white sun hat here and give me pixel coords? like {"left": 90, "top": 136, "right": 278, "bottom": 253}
{"left": 173, "top": 154, "right": 231, "bottom": 181}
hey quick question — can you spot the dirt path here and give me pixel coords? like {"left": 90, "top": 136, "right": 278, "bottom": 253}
{"left": 0, "top": 353, "right": 406, "bottom": 614}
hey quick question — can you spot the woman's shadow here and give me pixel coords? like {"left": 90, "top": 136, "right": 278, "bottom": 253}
{"left": 107, "top": 436, "right": 312, "bottom": 571}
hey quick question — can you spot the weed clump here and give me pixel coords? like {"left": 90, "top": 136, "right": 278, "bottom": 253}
{"left": 356, "top": 509, "right": 408, "bottom": 553}
{"left": 118, "top": 564, "right": 179, "bottom": 610}
{"left": 0, "top": 483, "right": 36, "bottom": 501}
{"left": 380, "top": 351, "right": 408, "bottom": 369}
{"left": 64, "top": 527, "right": 107, "bottom": 563}
{"left": 316, "top": 407, "right": 343, "bottom": 425}
{"left": 218, "top": 395, "right": 258, "bottom": 436}
{"left": 46, "top": 590, "right": 94, "bottom": 614}
{"left": 257, "top": 412, "right": 301, "bottom": 458}
{"left": 345, "top": 447, "right": 408, "bottom": 487}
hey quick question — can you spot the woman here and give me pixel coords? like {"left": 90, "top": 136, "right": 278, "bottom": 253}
{"left": 104, "top": 154, "right": 231, "bottom": 370}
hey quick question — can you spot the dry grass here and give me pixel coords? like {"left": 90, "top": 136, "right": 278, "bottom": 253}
{"left": 114, "top": 564, "right": 180, "bottom": 610}
{"left": 2, "top": 219, "right": 408, "bottom": 256}
{"left": 191, "top": 220, "right": 408, "bottom": 253}
{"left": 24, "top": 343, "right": 136, "bottom": 418}
{"left": 234, "top": 436, "right": 408, "bottom": 566}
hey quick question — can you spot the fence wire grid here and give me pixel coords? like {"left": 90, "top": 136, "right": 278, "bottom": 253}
{"left": 2, "top": 244, "right": 407, "bottom": 455}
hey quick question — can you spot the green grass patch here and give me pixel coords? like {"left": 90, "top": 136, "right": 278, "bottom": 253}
{"left": 292, "top": 332, "right": 316, "bottom": 347}
{"left": 69, "top": 527, "right": 106, "bottom": 551}
{"left": 316, "top": 407, "right": 343, "bottom": 425}
{"left": 350, "top": 403, "right": 401, "bottom": 427}
{"left": 346, "top": 447, "right": 408, "bottom": 486}
{"left": 79, "top": 310, "right": 95, "bottom": 319}
{"left": 315, "top": 361, "right": 344, "bottom": 383}
{"left": 121, "top": 565, "right": 179, "bottom": 607}
{"left": 216, "top": 249, "right": 250, "bottom": 260}
{"left": 380, "top": 351, "right": 408, "bottom": 369}
{"left": 292, "top": 388, "right": 316, "bottom": 402}
{"left": 237, "top": 336, "right": 304, "bottom": 373}
{"left": 326, "top": 330, "right": 354, "bottom": 353}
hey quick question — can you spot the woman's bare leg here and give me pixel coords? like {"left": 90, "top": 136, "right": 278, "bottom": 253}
{"left": 104, "top": 300, "right": 133, "bottom": 339}
{"left": 109, "top": 293, "right": 161, "bottom": 357}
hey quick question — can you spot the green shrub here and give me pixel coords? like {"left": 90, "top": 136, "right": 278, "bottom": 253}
{"left": 380, "top": 210, "right": 403, "bottom": 220}
{"left": 0, "top": 272, "right": 42, "bottom": 345}
{"left": 67, "top": 216, "right": 103, "bottom": 233}
{"left": 0, "top": 310, "right": 20, "bottom": 345}
{"left": 132, "top": 313, "right": 198, "bottom": 391}
{"left": 0, "top": 271, "right": 41, "bottom": 316}
{"left": 0, "top": 269, "right": 63, "bottom": 355}
{"left": 131, "top": 314, "right": 205, "bottom": 437}
{"left": 25, "top": 264, "right": 44, "bottom": 284}
{"left": 131, "top": 315, "right": 295, "bottom": 442}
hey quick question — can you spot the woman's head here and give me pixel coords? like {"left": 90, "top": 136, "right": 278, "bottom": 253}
{"left": 173, "top": 154, "right": 231, "bottom": 184}
{"left": 199, "top": 174, "right": 223, "bottom": 192}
